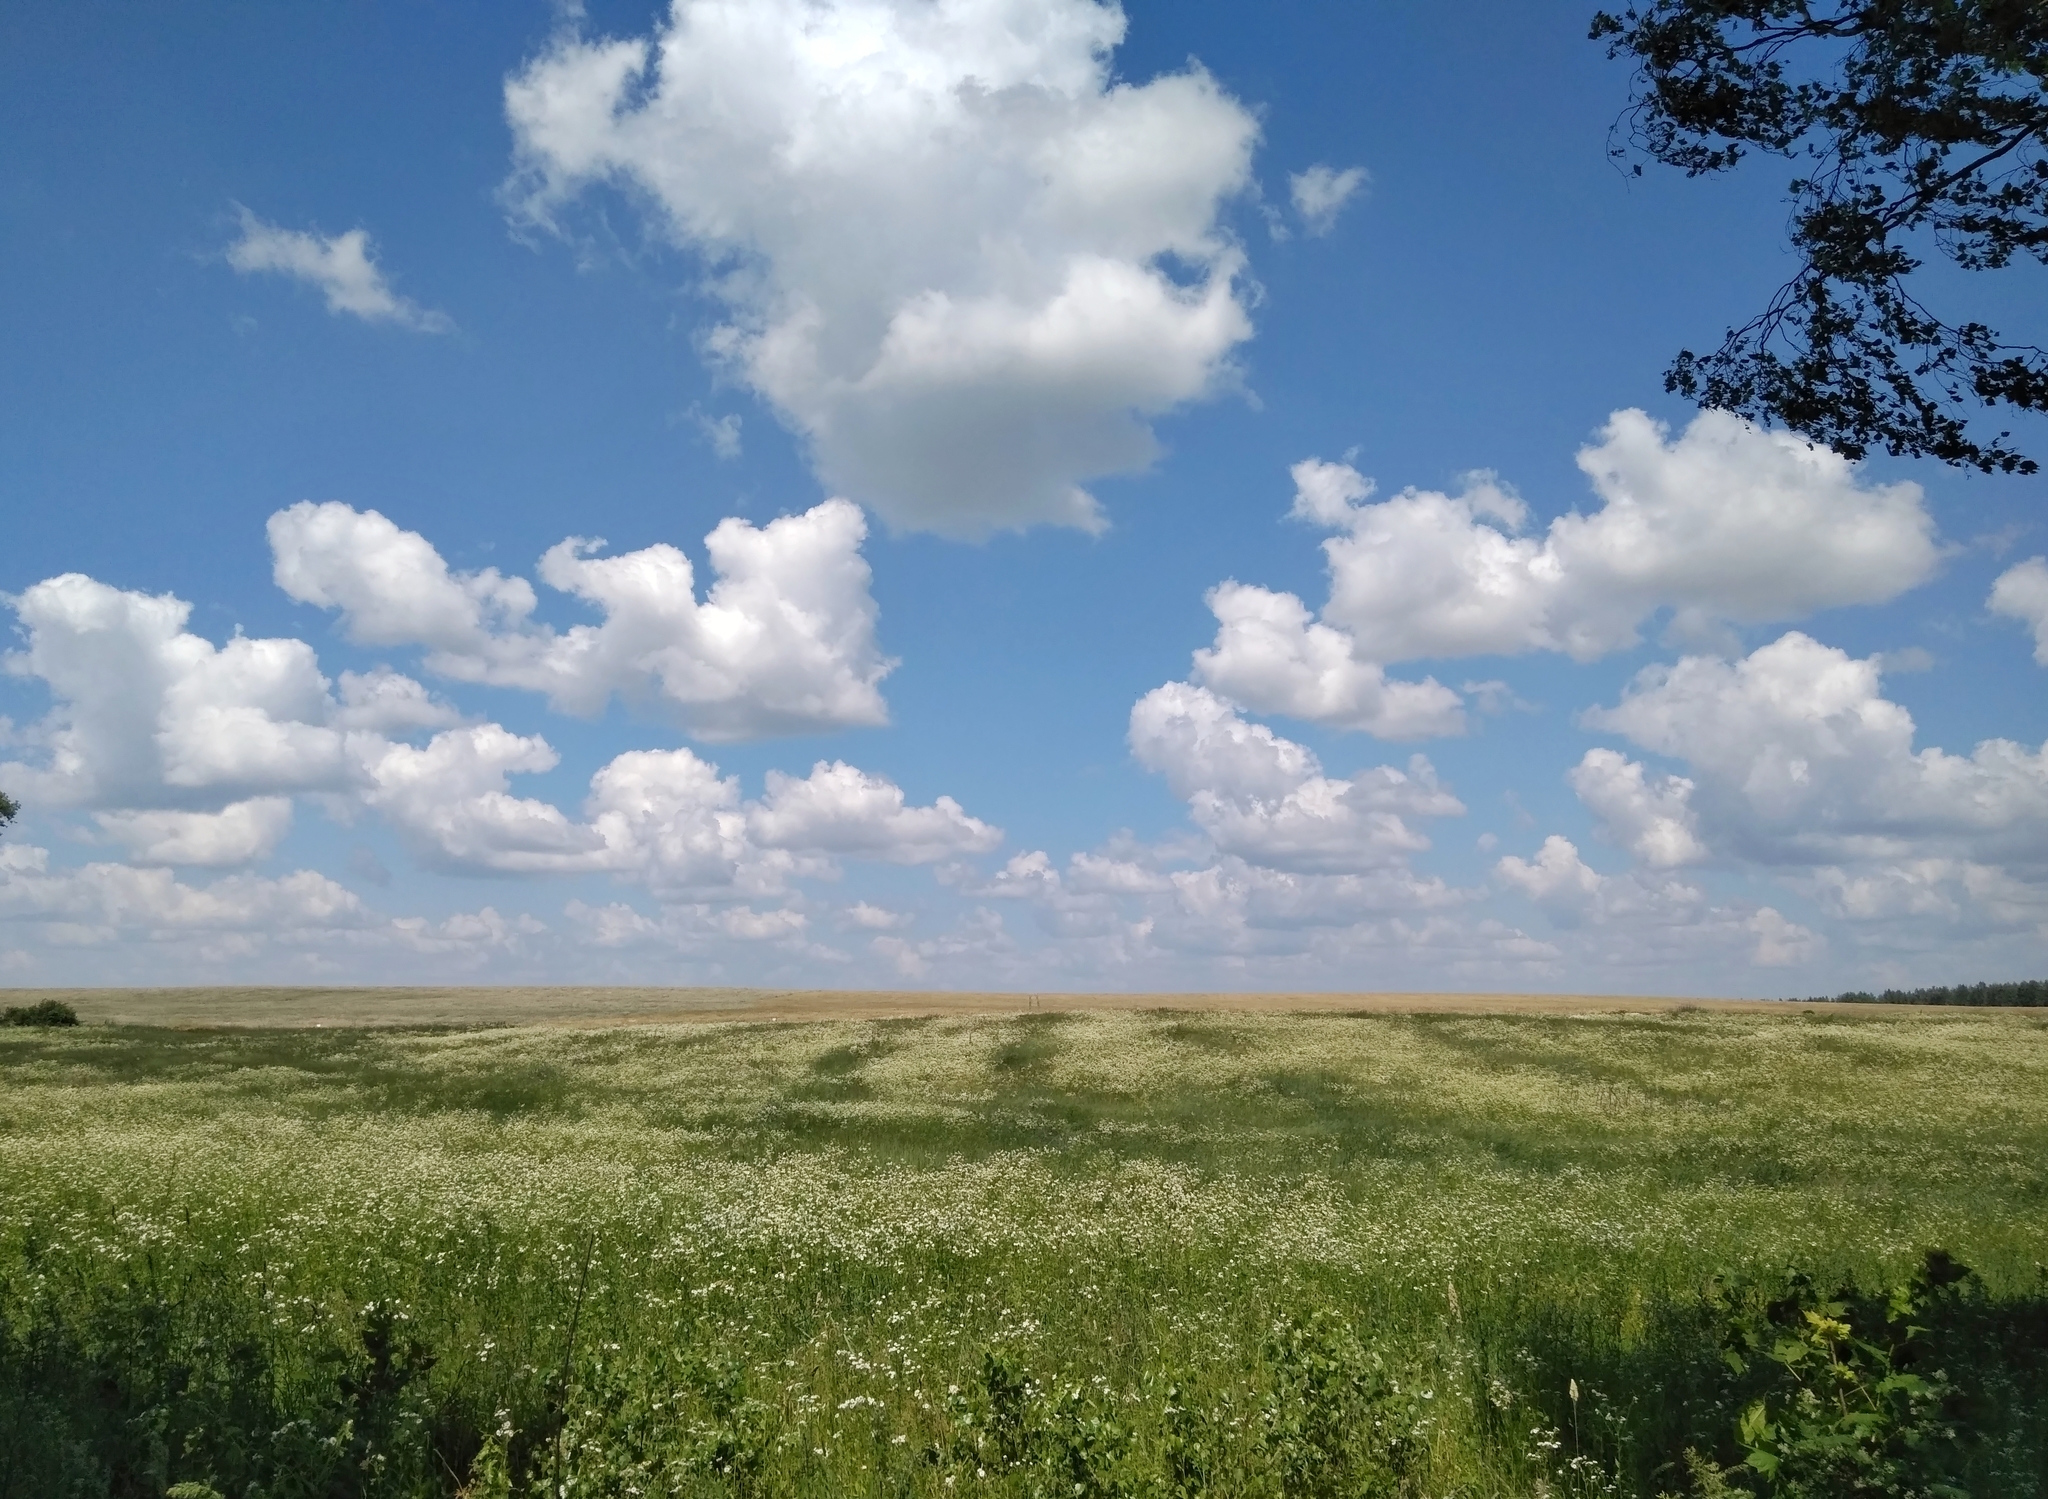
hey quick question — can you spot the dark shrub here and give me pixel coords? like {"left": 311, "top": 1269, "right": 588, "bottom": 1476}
{"left": 1, "top": 999, "right": 80, "bottom": 1027}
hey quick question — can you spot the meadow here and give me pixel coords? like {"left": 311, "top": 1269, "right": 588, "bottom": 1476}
{"left": 2, "top": 1003, "right": 2045, "bottom": 1497}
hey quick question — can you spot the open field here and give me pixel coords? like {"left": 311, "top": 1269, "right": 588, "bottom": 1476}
{"left": 4, "top": 1006, "right": 2046, "bottom": 1496}
{"left": 0, "top": 985, "right": 1878, "bottom": 1028}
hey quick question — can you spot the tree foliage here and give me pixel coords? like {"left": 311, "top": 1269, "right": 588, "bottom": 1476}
{"left": 1809, "top": 978, "right": 2047, "bottom": 1005}
{"left": 1593, "top": 1, "right": 2048, "bottom": 473}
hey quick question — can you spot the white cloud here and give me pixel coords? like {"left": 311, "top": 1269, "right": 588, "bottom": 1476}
{"left": 943, "top": 685, "right": 1479, "bottom": 964}
{"left": 357, "top": 728, "right": 1000, "bottom": 896}
{"left": 1804, "top": 859, "right": 2048, "bottom": 933}
{"left": 333, "top": 667, "right": 466, "bottom": 734}
{"left": 871, "top": 907, "right": 1016, "bottom": 978}
{"left": 226, "top": 207, "right": 452, "bottom": 332}
{"left": 582, "top": 748, "right": 759, "bottom": 895}
{"left": 0, "top": 562, "right": 989, "bottom": 894}
{"left": 1179, "top": 411, "right": 1937, "bottom": 741}
{"left": 842, "top": 900, "right": 913, "bottom": 930}
{"left": 503, "top": 0, "right": 1259, "bottom": 536}
{"left": 696, "top": 411, "right": 744, "bottom": 460}
{"left": 748, "top": 760, "right": 1002, "bottom": 862}
{"left": 980, "top": 848, "right": 1063, "bottom": 900}
{"left": 1480, "top": 628, "right": 2048, "bottom": 968}
{"left": 968, "top": 848, "right": 1163, "bottom": 942}
{"left": 1298, "top": 410, "right": 1940, "bottom": 666}
{"left": 269, "top": 497, "right": 892, "bottom": 739}
{"left": 1990, "top": 557, "right": 2048, "bottom": 664}
{"left": 0, "top": 842, "right": 370, "bottom": 936}
{"left": 2, "top": 573, "right": 358, "bottom": 811}
{"left": 1288, "top": 164, "right": 1366, "bottom": 236}
{"left": 1129, "top": 681, "right": 1315, "bottom": 803}
{"left": 392, "top": 906, "right": 550, "bottom": 958}
{"left": 0, "top": 838, "right": 559, "bottom": 974}
{"left": 720, "top": 905, "right": 809, "bottom": 941}
{"left": 1583, "top": 631, "right": 2048, "bottom": 867}
{"left": 561, "top": 894, "right": 839, "bottom": 956}
{"left": 1494, "top": 835, "right": 1606, "bottom": 915}
{"left": 1747, "top": 907, "right": 1827, "bottom": 966}
{"left": 1152, "top": 860, "right": 1463, "bottom": 949}
{"left": 1567, "top": 747, "right": 1705, "bottom": 868}
{"left": 1192, "top": 582, "right": 1465, "bottom": 738}
{"left": 1128, "top": 682, "right": 1462, "bottom": 873}
{"left": 1066, "top": 850, "right": 1174, "bottom": 895}
{"left": 564, "top": 899, "right": 668, "bottom": 949}
{"left": 95, "top": 798, "right": 295, "bottom": 868}
{"left": 357, "top": 724, "right": 603, "bottom": 876}
{"left": 1493, "top": 833, "right": 1823, "bottom": 965}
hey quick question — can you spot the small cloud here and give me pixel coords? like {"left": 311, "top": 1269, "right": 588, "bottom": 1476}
{"left": 1873, "top": 646, "right": 1936, "bottom": 674}
{"left": 721, "top": 906, "right": 808, "bottom": 941}
{"left": 1968, "top": 522, "right": 2029, "bottom": 558}
{"left": 1990, "top": 556, "right": 2048, "bottom": 665}
{"left": 1289, "top": 165, "right": 1368, "bottom": 237}
{"left": 696, "top": 410, "right": 743, "bottom": 460}
{"left": 1462, "top": 679, "right": 1538, "bottom": 715}
{"left": 841, "top": 901, "right": 913, "bottom": 930}
{"left": 1749, "top": 907, "right": 1824, "bottom": 967}
{"left": 226, "top": 206, "right": 453, "bottom": 333}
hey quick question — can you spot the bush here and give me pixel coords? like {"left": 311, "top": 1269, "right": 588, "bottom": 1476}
{"left": 1, "top": 999, "right": 80, "bottom": 1027}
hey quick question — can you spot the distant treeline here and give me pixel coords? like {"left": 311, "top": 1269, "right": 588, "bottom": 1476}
{"left": 1811, "top": 980, "right": 2047, "bottom": 1007}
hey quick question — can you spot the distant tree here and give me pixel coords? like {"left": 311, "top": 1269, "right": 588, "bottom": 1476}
{"left": 1592, "top": 1, "right": 2048, "bottom": 474}
{"left": 0, "top": 790, "right": 16, "bottom": 837}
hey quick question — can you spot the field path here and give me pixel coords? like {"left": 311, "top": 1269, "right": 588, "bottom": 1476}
{"left": 4, "top": 985, "right": 1869, "bottom": 1027}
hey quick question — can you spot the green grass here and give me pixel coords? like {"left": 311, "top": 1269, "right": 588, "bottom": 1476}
{"left": 2, "top": 1007, "right": 2045, "bottom": 1496}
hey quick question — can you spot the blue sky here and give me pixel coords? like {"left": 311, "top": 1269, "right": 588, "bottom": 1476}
{"left": 2, "top": 0, "right": 2044, "bottom": 993}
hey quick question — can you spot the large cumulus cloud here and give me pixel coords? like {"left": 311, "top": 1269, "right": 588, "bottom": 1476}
{"left": 503, "top": 0, "right": 1259, "bottom": 535}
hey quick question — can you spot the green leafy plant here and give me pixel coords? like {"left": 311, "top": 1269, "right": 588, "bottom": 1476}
{"left": 1257, "top": 1309, "right": 1429, "bottom": 1498}
{"left": 938, "top": 1349, "right": 1143, "bottom": 1496}
{"left": 1680, "top": 1252, "right": 1974, "bottom": 1497}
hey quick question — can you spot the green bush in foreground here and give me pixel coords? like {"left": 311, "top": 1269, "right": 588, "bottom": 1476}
{"left": 2, "top": 1008, "right": 2044, "bottom": 1496}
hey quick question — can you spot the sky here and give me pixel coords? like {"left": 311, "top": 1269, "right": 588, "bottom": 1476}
{"left": 2, "top": 0, "right": 2045, "bottom": 995}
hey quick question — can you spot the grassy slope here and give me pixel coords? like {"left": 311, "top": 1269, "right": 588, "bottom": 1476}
{"left": 2, "top": 1007, "right": 2045, "bottom": 1495}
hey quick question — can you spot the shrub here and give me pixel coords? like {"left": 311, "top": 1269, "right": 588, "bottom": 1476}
{"left": 1, "top": 999, "right": 78, "bottom": 1027}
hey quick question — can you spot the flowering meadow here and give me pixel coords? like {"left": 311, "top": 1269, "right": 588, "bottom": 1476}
{"left": 2, "top": 1006, "right": 2045, "bottom": 1496}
